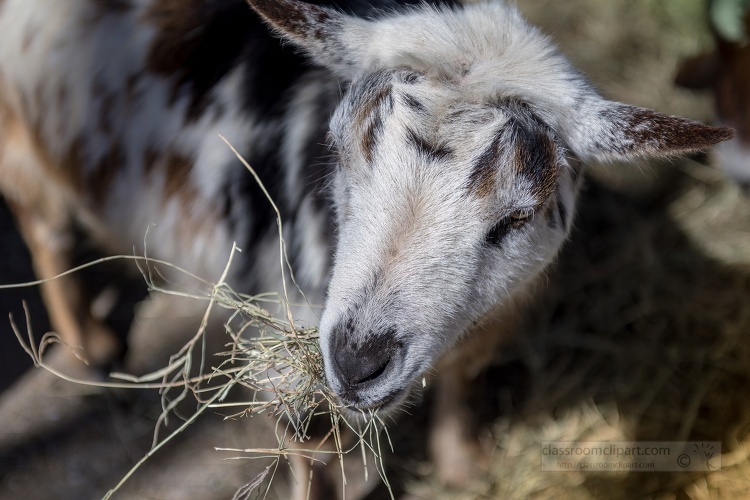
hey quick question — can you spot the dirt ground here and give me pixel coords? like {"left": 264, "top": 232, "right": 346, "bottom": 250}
{"left": 1, "top": 0, "right": 749, "bottom": 499}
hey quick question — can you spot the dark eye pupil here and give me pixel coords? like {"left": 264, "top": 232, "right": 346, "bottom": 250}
{"left": 485, "top": 212, "right": 531, "bottom": 245}
{"left": 485, "top": 218, "right": 512, "bottom": 245}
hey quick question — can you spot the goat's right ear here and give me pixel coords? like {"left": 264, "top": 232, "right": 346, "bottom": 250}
{"left": 246, "top": 0, "right": 369, "bottom": 79}
{"left": 565, "top": 100, "right": 734, "bottom": 163}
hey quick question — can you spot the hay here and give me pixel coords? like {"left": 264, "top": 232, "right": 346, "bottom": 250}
{"left": 10, "top": 246, "right": 392, "bottom": 500}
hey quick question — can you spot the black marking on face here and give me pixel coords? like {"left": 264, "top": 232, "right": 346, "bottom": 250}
{"left": 406, "top": 128, "right": 453, "bottom": 163}
{"left": 485, "top": 217, "right": 512, "bottom": 245}
{"left": 399, "top": 71, "right": 425, "bottom": 85}
{"left": 510, "top": 117, "right": 558, "bottom": 204}
{"left": 484, "top": 211, "right": 531, "bottom": 246}
{"left": 402, "top": 93, "right": 426, "bottom": 113}
{"left": 362, "top": 109, "right": 385, "bottom": 164}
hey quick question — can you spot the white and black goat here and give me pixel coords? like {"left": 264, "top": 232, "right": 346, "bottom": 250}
{"left": 0, "top": 0, "right": 733, "bottom": 493}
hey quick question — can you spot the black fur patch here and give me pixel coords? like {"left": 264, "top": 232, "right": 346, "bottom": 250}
{"left": 144, "top": 1, "right": 261, "bottom": 122}
{"left": 218, "top": 129, "right": 284, "bottom": 277}
{"left": 406, "top": 128, "right": 452, "bottom": 162}
{"left": 511, "top": 117, "right": 558, "bottom": 203}
{"left": 402, "top": 93, "right": 426, "bottom": 113}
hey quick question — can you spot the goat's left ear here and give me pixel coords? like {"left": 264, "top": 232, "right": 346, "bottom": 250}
{"left": 246, "top": 0, "right": 368, "bottom": 78}
{"left": 570, "top": 101, "right": 734, "bottom": 163}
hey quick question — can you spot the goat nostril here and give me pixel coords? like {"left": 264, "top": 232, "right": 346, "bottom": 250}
{"left": 354, "top": 357, "right": 390, "bottom": 385}
{"left": 331, "top": 321, "right": 402, "bottom": 388}
{"left": 334, "top": 342, "right": 394, "bottom": 387}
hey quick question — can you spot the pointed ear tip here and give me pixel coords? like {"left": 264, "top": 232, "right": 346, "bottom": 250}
{"left": 711, "top": 126, "right": 736, "bottom": 143}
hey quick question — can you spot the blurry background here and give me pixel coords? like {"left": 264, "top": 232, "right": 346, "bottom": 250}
{"left": 1, "top": 0, "right": 749, "bottom": 498}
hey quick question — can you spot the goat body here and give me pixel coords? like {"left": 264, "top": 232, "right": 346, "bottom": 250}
{"left": 0, "top": 0, "right": 733, "bottom": 496}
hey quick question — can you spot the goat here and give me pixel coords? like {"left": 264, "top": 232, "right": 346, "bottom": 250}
{"left": 0, "top": 0, "right": 732, "bottom": 496}
{"left": 676, "top": 0, "right": 750, "bottom": 187}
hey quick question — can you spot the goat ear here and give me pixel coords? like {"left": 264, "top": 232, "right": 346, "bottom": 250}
{"left": 570, "top": 102, "right": 734, "bottom": 163}
{"left": 246, "top": 0, "right": 366, "bottom": 78}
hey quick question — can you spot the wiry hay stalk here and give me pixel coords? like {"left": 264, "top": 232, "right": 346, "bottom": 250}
{"left": 6, "top": 138, "right": 394, "bottom": 500}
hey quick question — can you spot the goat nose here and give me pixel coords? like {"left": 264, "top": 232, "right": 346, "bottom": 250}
{"left": 334, "top": 337, "right": 393, "bottom": 387}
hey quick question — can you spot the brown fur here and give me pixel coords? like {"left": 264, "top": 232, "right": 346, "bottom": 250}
{"left": 162, "top": 150, "right": 194, "bottom": 200}
{"left": 142, "top": 0, "right": 202, "bottom": 78}
{"left": 143, "top": 145, "right": 160, "bottom": 175}
{"left": 356, "top": 84, "right": 393, "bottom": 164}
{"left": 469, "top": 131, "right": 503, "bottom": 198}
{"left": 613, "top": 106, "right": 735, "bottom": 154}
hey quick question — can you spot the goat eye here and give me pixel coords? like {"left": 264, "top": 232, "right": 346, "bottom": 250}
{"left": 485, "top": 210, "right": 533, "bottom": 245}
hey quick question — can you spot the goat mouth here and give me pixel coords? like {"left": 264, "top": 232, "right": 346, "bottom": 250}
{"left": 336, "top": 386, "right": 408, "bottom": 416}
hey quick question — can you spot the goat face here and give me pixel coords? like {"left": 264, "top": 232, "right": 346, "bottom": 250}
{"left": 248, "top": 0, "right": 733, "bottom": 412}
{"left": 319, "top": 71, "right": 575, "bottom": 409}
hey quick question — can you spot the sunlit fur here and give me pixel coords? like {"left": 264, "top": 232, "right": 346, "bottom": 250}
{"left": 0, "top": 0, "right": 732, "bottom": 417}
